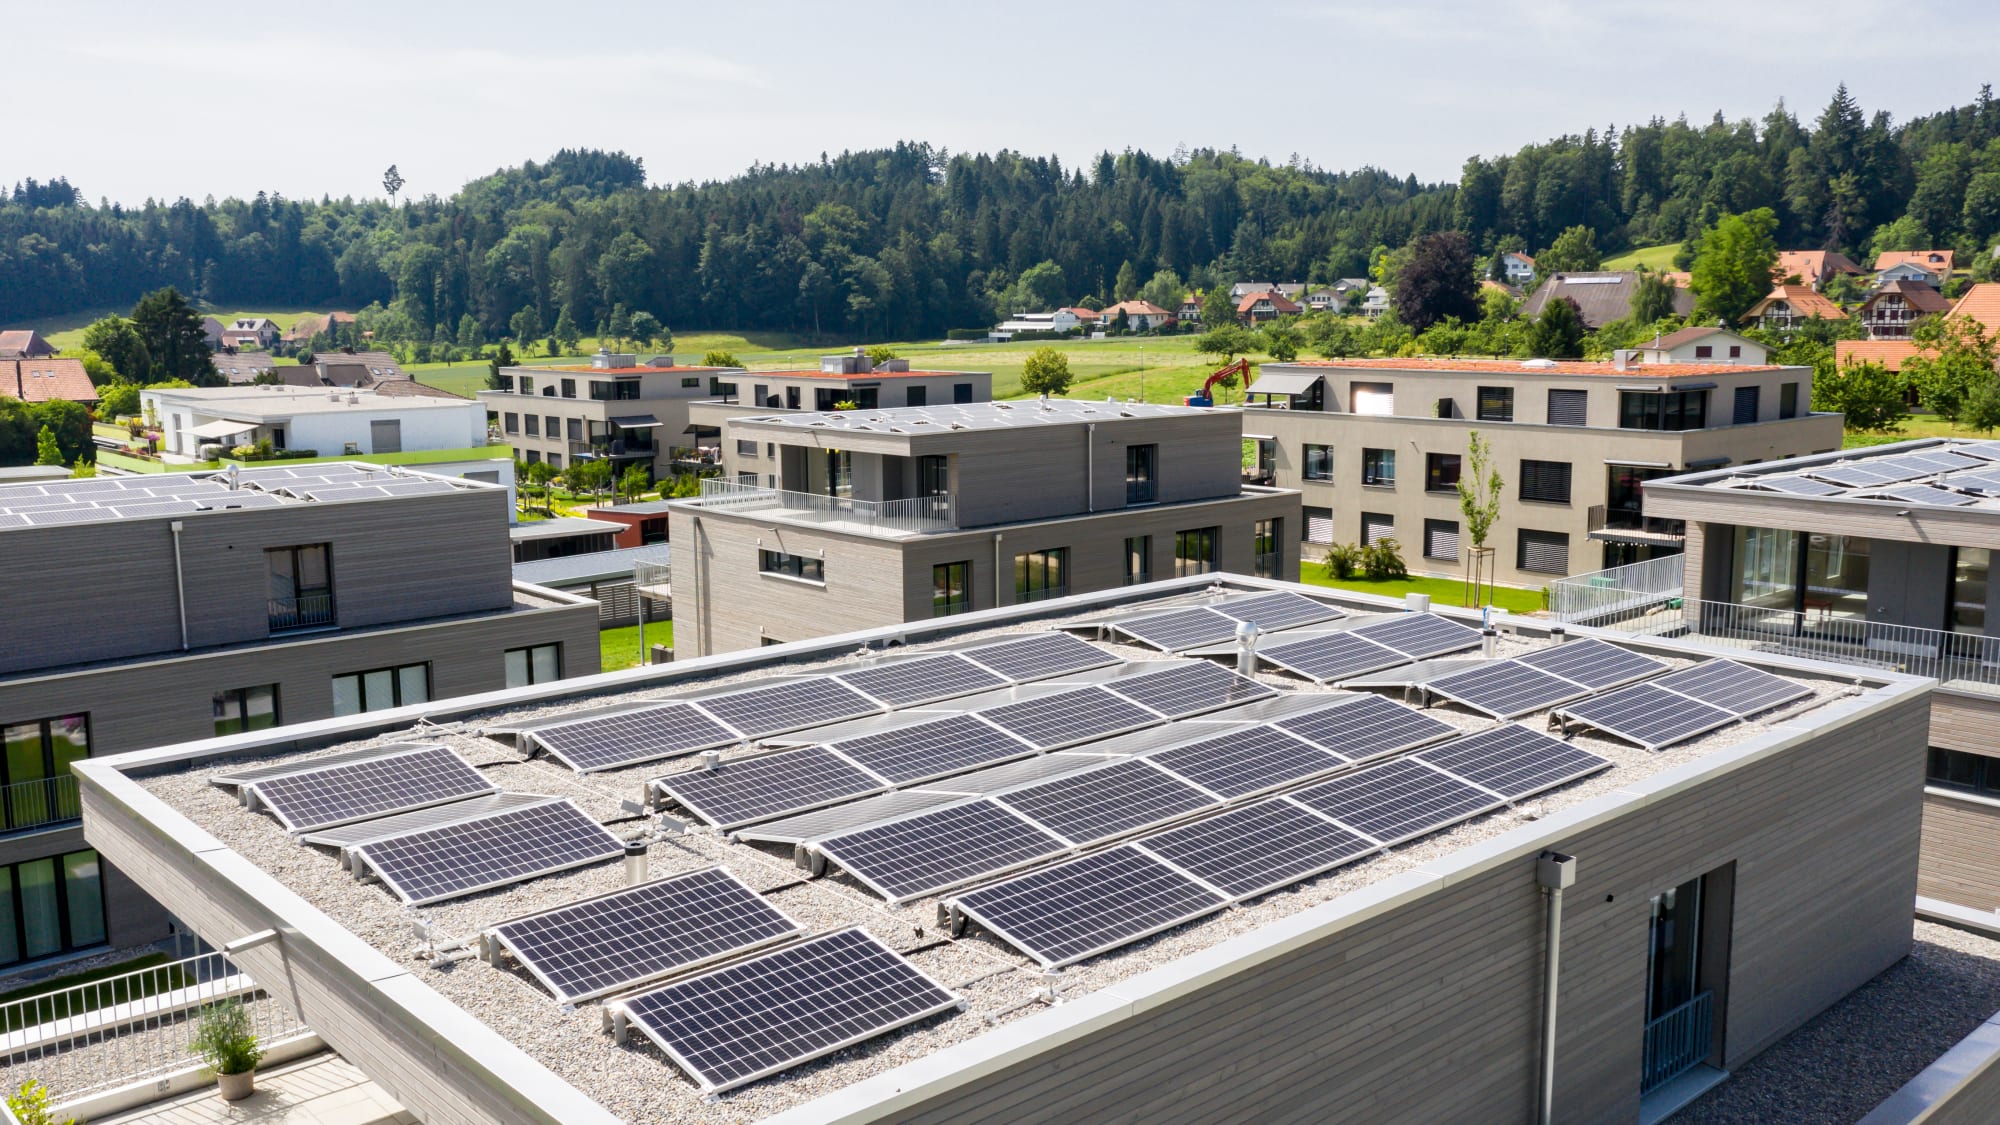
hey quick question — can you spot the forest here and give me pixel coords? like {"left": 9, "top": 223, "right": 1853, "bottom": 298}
{"left": 5, "top": 85, "right": 2000, "bottom": 345}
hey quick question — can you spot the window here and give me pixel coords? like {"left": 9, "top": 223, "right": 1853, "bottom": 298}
{"left": 1780, "top": 382, "right": 1799, "bottom": 419}
{"left": 1304, "top": 507, "right": 1334, "bottom": 545}
{"left": 213, "top": 686, "right": 278, "bottom": 736}
{"left": 560, "top": 378, "right": 576, "bottom": 399}
{"left": 547, "top": 453, "right": 562, "bottom": 470}
{"left": 1732, "top": 386, "right": 1760, "bottom": 425}
{"left": 1174, "top": 529, "right": 1217, "bottom": 577}
{"left": 1519, "top": 460, "right": 1572, "bottom": 504}
{"left": 1424, "top": 519, "right": 1460, "bottom": 562}
{"left": 1694, "top": 345, "right": 1713, "bottom": 359}
{"left": 519, "top": 377, "right": 534, "bottom": 396}
{"left": 568, "top": 419, "right": 583, "bottom": 443}
{"left": 1362, "top": 448, "right": 1395, "bottom": 486}
{"left": 1124, "top": 536, "right": 1151, "bottom": 585}
{"left": 545, "top": 415, "right": 559, "bottom": 438}
{"left": 710, "top": 379, "right": 738, "bottom": 398}
{"left": 503, "top": 412, "right": 519, "bottom": 434}
{"left": 332, "top": 663, "right": 430, "bottom": 717}
{"left": 826, "top": 451, "right": 852, "bottom": 498}
{"left": 1931, "top": 748, "right": 2000, "bottom": 796}
{"left": 505, "top": 644, "right": 562, "bottom": 688}
{"left": 495, "top": 375, "right": 515, "bottom": 393}
{"left": 853, "top": 387, "right": 880, "bottom": 410}
{"left": 681, "top": 377, "right": 701, "bottom": 388}
{"left": 267, "top": 544, "right": 334, "bottom": 631}
{"left": 1547, "top": 389, "right": 1588, "bottom": 426}
{"left": 1253, "top": 519, "right": 1280, "bottom": 579}
{"left": 1016, "top": 548, "right": 1069, "bottom": 601}
{"left": 0, "top": 849, "right": 107, "bottom": 966}
{"left": 954, "top": 383, "right": 974, "bottom": 404}
{"left": 1425, "top": 453, "right": 1461, "bottom": 493}
{"left": 1476, "top": 386, "right": 1514, "bottom": 422}
{"left": 1619, "top": 389, "right": 1708, "bottom": 431}
{"left": 932, "top": 562, "right": 971, "bottom": 616}
{"left": 1351, "top": 382, "right": 1393, "bottom": 415}
{"left": 525, "top": 415, "right": 540, "bottom": 437}
{"left": 760, "top": 550, "right": 825, "bottom": 582}
{"left": 1, "top": 714, "right": 88, "bottom": 831}
{"left": 736, "top": 440, "right": 758, "bottom": 458}
{"left": 1303, "top": 444, "right": 1334, "bottom": 481}
{"left": 524, "top": 450, "right": 540, "bottom": 464}
{"left": 1953, "top": 548, "right": 1990, "bottom": 634}
{"left": 1729, "top": 345, "right": 1742, "bottom": 358}
{"left": 1361, "top": 512, "right": 1394, "bottom": 546}
{"left": 1126, "top": 444, "right": 1157, "bottom": 504}
{"left": 1517, "top": 529, "right": 1570, "bottom": 574}
{"left": 639, "top": 517, "right": 668, "bottom": 545}
{"left": 907, "top": 386, "right": 927, "bottom": 408}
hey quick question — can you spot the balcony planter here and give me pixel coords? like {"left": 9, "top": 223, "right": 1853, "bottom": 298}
{"left": 192, "top": 998, "right": 264, "bottom": 1102}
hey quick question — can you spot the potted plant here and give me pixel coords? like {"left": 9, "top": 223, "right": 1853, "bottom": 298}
{"left": 191, "top": 999, "right": 264, "bottom": 1101}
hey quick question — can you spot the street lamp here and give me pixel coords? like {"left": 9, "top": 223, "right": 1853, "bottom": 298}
{"left": 1138, "top": 345, "right": 1145, "bottom": 403}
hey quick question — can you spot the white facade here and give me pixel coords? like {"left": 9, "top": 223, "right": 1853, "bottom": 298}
{"left": 144, "top": 386, "right": 487, "bottom": 459}
{"left": 1878, "top": 262, "right": 1942, "bottom": 287}
{"left": 1502, "top": 252, "right": 1536, "bottom": 285}
{"left": 1636, "top": 329, "right": 1769, "bottom": 366}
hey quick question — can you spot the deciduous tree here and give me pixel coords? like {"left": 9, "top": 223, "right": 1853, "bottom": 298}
{"left": 1537, "top": 226, "right": 1602, "bottom": 274}
{"left": 1392, "top": 231, "right": 1479, "bottom": 331}
{"left": 129, "top": 288, "right": 218, "bottom": 386}
{"left": 1689, "top": 208, "right": 1780, "bottom": 325}
{"left": 1019, "top": 347, "right": 1073, "bottom": 396}
{"left": 1816, "top": 359, "right": 1911, "bottom": 432}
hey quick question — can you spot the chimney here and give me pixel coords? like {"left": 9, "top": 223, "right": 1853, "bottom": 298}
{"left": 854, "top": 345, "right": 871, "bottom": 373}
{"left": 1612, "top": 349, "right": 1636, "bottom": 372}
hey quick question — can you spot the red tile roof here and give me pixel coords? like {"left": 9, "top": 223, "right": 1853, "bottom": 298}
{"left": 1098, "top": 300, "right": 1176, "bottom": 319}
{"left": 1289, "top": 357, "right": 1787, "bottom": 377}
{"left": 1236, "top": 291, "right": 1302, "bottom": 314}
{"left": 1835, "top": 340, "right": 1926, "bottom": 373}
{"left": 533, "top": 364, "right": 722, "bottom": 374}
{"left": 1873, "top": 249, "right": 1955, "bottom": 275}
{"left": 1744, "top": 285, "right": 1846, "bottom": 320}
{"left": 1950, "top": 283, "right": 2000, "bottom": 334}
{"left": 742, "top": 369, "right": 973, "bottom": 380}
{"left": 1777, "top": 250, "right": 1862, "bottom": 287}
{"left": 2, "top": 358, "right": 97, "bottom": 403}
{"left": 0, "top": 330, "right": 55, "bottom": 358}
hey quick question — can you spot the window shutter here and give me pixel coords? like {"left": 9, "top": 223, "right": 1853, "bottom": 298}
{"left": 1546, "top": 389, "right": 1587, "bottom": 427}
{"left": 1362, "top": 512, "right": 1394, "bottom": 546}
{"left": 1520, "top": 460, "right": 1572, "bottom": 504}
{"left": 1352, "top": 383, "right": 1394, "bottom": 415}
{"left": 1518, "top": 530, "right": 1570, "bottom": 574}
{"left": 1733, "top": 386, "right": 1760, "bottom": 425}
{"left": 1305, "top": 508, "right": 1334, "bottom": 544}
{"left": 1424, "top": 519, "right": 1460, "bottom": 561}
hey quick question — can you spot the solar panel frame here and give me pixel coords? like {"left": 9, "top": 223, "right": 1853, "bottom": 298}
{"left": 1254, "top": 630, "right": 1408, "bottom": 683}
{"left": 831, "top": 654, "right": 1008, "bottom": 707}
{"left": 1289, "top": 759, "right": 1505, "bottom": 845}
{"left": 1213, "top": 591, "right": 1344, "bottom": 632}
{"left": 1554, "top": 682, "right": 1738, "bottom": 750}
{"left": 1270, "top": 695, "right": 1457, "bottom": 762}
{"left": 1653, "top": 660, "right": 1814, "bottom": 717}
{"left": 823, "top": 712, "right": 1035, "bottom": 784}
{"left": 691, "top": 678, "right": 881, "bottom": 739}
{"left": 1112, "top": 607, "right": 1241, "bottom": 652}
{"left": 1515, "top": 639, "right": 1670, "bottom": 690}
{"left": 993, "top": 759, "right": 1216, "bottom": 846}
{"left": 1874, "top": 484, "right": 1979, "bottom": 507}
{"left": 957, "top": 633, "right": 1120, "bottom": 681}
{"left": 732, "top": 790, "right": 966, "bottom": 846}
{"left": 489, "top": 867, "right": 805, "bottom": 1004}
{"left": 297, "top": 793, "right": 555, "bottom": 847}
{"left": 1097, "top": 661, "right": 1276, "bottom": 719}
{"left": 1351, "top": 614, "right": 1487, "bottom": 659}
{"left": 531, "top": 703, "right": 741, "bottom": 773}
{"left": 814, "top": 800, "right": 1066, "bottom": 903}
{"left": 977, "top": 686, "right": 1162, "bottom": 750}
{"left": 210, "top": 744, "right": 425, "bottom": 787}
{"left": 653, "top": 747, "right": 887, "bottom": 830}
{"left": 1758, "top": 476, "right": 1843, "bottom": 496}
{"left": 1422, "top": 662, "right": 1587, "bottom": 719}
{"left": 1143, "top": 725, "right": 1345, "bottom": 798}
{"left": 1410, "top": 725, "right": 1613, "bottom": 800}
{"left": 949, "top": 845, "right": 1229, "bottom": 968}
{"left": 246, "top": 745, "right": 497, "bottom": 833}
{"left": 615, "top": 927, "right": 959, "bottom": 1094}
{"left": 352, "top": 799, "right": 624, "bottom": 905}
{"left": 1137, "top": 799, "right": 1379, "bottom": 900}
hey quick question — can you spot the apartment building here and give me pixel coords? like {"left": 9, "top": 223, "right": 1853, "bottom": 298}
{"left": 143, "top": 384, "right": 488, "bottom": 459}
{"left": 668, "top": 399, "right": 1299, "bottom": 656}
{"left": 1631, "top": 439, "right": 2000, "bottom": 919}
{"left": 61, "top": 574, "right": 1935, "bottom": 1124}
{"left": 1241, "top": 355, "right": 1843, "bottom": 586}
{"left": 0, "top": 463, "right": 598, "bottom": 978}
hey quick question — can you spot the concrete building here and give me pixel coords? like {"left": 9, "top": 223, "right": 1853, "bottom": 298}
{"left": 0, "top": 463, "right": 598, "bottom": 979}
{"left": 668, "top": 399, "right": 1299, "bottom": 656}
{"left": 508, "top": 515, "right": 624, "bottom": 562}
{"left": 1633, "top": 325, "right": 1768, "bottom": 366}
{"left": 142, "top": 384, "right": 487, "bottom": 460}
{"left": 1239, "top": 355, "right": 1843, "bottom": 584}
{"left": 53, "top": 572, "right": 1938, "bottom": 1124}
{"left": 512, "top": 543, "right": 672, "bottom": 628}
{"left": 988, "top": 310, "right": 1078, "bottom": 340}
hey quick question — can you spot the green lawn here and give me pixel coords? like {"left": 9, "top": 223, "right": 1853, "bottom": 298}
{"left": 600, "top": 620, "right": 674, "bottom": 671}
{"left": 0, "top": 953, "right": 184, "bottom": 1033}
{"left": 1600, "top": 244, "right": 1680, "bottom": 271}
{"left": 1299, "top": 568, "right": 1547, "bottom": 614}
{"left": 1844, "top": 416, "right": 1999, "bottom": 448}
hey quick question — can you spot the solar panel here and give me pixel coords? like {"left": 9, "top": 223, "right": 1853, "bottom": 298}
{"left": 490, "top": 868, "right": 804, "bottom": 1004}
{"left": 1100, "top": 661, "right": 1275, "bottom": 718}
{"left": 693, "top": 678, "right": 880, "bottom": 739}
{"left": 1809, "top": 464, "right": 1900, "bottom": 487}
{"left": 1554, "top": 682, "right": 1737, "bottom": 750}
{"left": 832, "top": 654, "right": 1007, "bottom": 707}
{"left": 733, "top": 790, "right": 965, "bottom": 846}
{"left": 1139, "top": 799, "right": 1377, "bottom": 899}
{"left": 1516, "top": 639, "right": 1670, "bottom": 689}
{"left": 921, "top": 752, "right": 1110, "bottom": 793}
{"left": 825, "top": 713, "right": 1031, "bottom": 784}
{"left": 1254, "top": 631, "right": 1407, "bottom": 683}
{"left": 1289, "top": 759, "right": 1503, "bottom": 845}
{"left": 1655, "top": 660, "right": 1814, "bottom": 717}
{"left": 996, "top": 760, "right": 1213, "bottom": 845}
{"left": 950, "top": 845, "right": 1228, "bottom": 968}
{"left": 1875, "top": 484, "right": 1979, "bottom": 507}
{"left": 617, "top": 928, "right": 958, "bottom": 1094}
{"left": 298, "top": 793, "right": 553, "bottom": 847}
{"left": 815, "top": 801, "right": 1065, "bottom": 903}
{"left": 247, "top": 745, "right": 495, "bottom": 832}
{"left": 959, "top": 633, "right": 1119, "bottom": 681}
{"left": 1215, "top": 591, "right": 1344, "bottom": 632}
{"left": 977, "top": 686, "right": 1159, "bottom": 749}
{"left": 532, "top": 703, "right": 738, "bottom": 773}
{"left": 1271, "top": 695, "right": 1456, "bottom": 762}
{"left": 1759, "top": 476, "right": 1843, "bottom": 496}
{"left": 1111, "top": 607, "right": 1239, "bottom": 652}
{"left": 655, "top": 747, "right": 885, "bottom": 829}
{"left": 353, "top": 799, "right": 623, "bottom": 905}
{"left": 1411, "top": 725, "right": 1612, "bottom": 800}
{"left": 1145, "top": 726, "right": 1342, "bottom": 798}
{"left": 1351, "top": 614, "right": 1486, "bottom": 659}
{"left": 210, "top": 744, "right": 422, "bottom": 787}
{"left": 1423, "top": 662, "right": 1584, "bottom": 719}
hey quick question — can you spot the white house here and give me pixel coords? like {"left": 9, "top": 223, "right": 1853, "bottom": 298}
{"left": 142, "top": 384, "right": 487, "bottom": 461}
{"left": 1361, "top": 286, "right": 1391, "bottom": 318}
{"left": 1631, "top": 325, "right": 1769, "bottom": 366}
{"left": 1500, "top": 251, "right": 1537, "bottom": 285}
{"left": 988, "top": 310, "right": 1080, "bottom": 341}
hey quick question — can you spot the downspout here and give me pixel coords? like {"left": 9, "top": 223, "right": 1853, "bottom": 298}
{"left": 1086, "top": 423, "right": 1096, "bottom": 513}
{"left": 169, "top": 521, "right": 190, "bottom": 651}
{"left": 993, "top": 533, "right": 1005, "bottom": 606}
{"left": 1537, "top": 851, "right": 1577, "bottom": 1125}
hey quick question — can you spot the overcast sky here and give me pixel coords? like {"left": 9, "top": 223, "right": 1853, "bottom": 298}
{"left": 16, "top": 1, "right": 2000, "bottom": 207}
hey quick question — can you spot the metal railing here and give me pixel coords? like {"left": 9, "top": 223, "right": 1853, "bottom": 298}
{"left": 267, "top": 590, "right": 335, "bottom": 632}
{"left": 1549, "top": 556, "right": 1687, "bottom": 624}
{"left": 1642, "top": 991, "right": 1714, "bottom": 1094}
{"left": 0, "top": 776, "right": 80, "bottom": 834}
{"left": 0, "top": 950, "right": 307, "bottom": 1104}
{"left": 697, "top": 478, "right": 955, "bottom": 534}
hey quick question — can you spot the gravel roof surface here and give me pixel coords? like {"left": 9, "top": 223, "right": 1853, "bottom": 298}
{"left": 141, "top": 598, "right": 1859, "bottom": 1124}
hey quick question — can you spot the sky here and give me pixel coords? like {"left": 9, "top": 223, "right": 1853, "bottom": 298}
{"left": 14, "top": 0, "right": 2000, "bottom": 207}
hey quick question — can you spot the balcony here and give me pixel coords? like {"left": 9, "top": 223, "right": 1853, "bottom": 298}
{"left": 0, "top": 775, "right": 80, "bottom": 834}
{"left": 1643, "top": 991, "right": 1714, "bottom": 1094}
{"left": 697, "top": 478, "right": 954, "bottom": 536}
{"left": 267, "top": 591, "right": 335, "bottom": 633}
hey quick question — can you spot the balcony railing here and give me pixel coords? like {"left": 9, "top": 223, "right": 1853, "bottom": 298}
{"left": 697, "top": 478, "right": 955, "bottom": 534}
{"left": 1642, "top": 991, "right": 1714, "bottom": 1094}
{"left": 267, "top": 590, "right": 335, "bottom": 632}
{"left": 0, "top": 776, "right": 80, "bottom": 834}
{"left": 1549, "top": 556, "right": 1687, "bottom": 623}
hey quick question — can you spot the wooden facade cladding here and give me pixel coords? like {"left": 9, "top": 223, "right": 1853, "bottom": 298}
{"left": 1920, "top": 793, "right": 2000, "bottom": 910}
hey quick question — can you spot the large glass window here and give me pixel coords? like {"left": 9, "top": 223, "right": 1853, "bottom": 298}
{"left": 1174, "top": 528, "right": 1217, "bottom": 577}
{"left": 1253, "top": 520, "right": 1280, "bottom": 579}
{"left": 213, "top": 686, "right": 279, "bottom": 736}
{"left": 267, "top": 544, "right": 334, "bottom": 632}
{"left": 932, "top": 562, "right": 971, "bottom": 616}
{"left": 332, "top": 663, "right": 429, "bottom": 716}
{"left": 1126, "top": 444, "right": 1157, "bottom": 504}
{"left": 1362, "top": 448, "right": 1395, "bottom": 486}
{"left": 1, "top": 714, "right": 88, "bottom": 831}
{"left": 1804, "top": 533, "right": 1870, "bottom": 624}
{"left": 1931, "top": 748, "right": 2000, "bottom": 795}
{"left": 1731, "top": 526, "right": 1799, "bottom": 609}
{"left": 1426, "top": 453, "right": 1461, "bottom": 493}
{"left": 505, "top": 644, "right": 562, "bottom": 688}
{"left": 1779, "top": 383, "right": 1799, "bottom": 419}
{"left": 1476, "top": 386, "right": 1514, "bottom": 422}
{"left": 0, "top": 849, "right": 108, "bottom": 967}
{"left": 826, "top": 451, "right": 852, "bottom": 498}
{"left": 1124, "top": 537, "right": 1151, "bottom": 585}
{"left": 1302, "top": 444, "right": 1333, "bottom": 482}
{"left": 1016, "top": 548, "right": 1068, "bottom": 602}
{"left": 1619, "top": 389, "right": 1709, "bottom": 431}
{"left": 759, "top": 550, "right": 825, "bottom": 582}
{"left": 1953, "top": 548, "right": 1990, "bottom": 634}
{"left": 1350, "top": 382, "right": 1393, "bottom": 415}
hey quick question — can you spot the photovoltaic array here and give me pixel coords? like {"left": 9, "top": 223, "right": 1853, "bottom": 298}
{"left": 352, "top": 799, "right": 624, "bottom": 905}
{"left": 1255, "top": 613, "right": 1485, "bottom": 683}
{"left": 1420, "top": 639, "right": 1669, "bottom": 719}
{"left": 1552, "top": 659, "right": 1813, "bottom": 750}
{"left": 1105, "top": 590, "right": 1345, "bottom": 652}
{"left": 245, "top": 745, "right": 496, "bottom": 833}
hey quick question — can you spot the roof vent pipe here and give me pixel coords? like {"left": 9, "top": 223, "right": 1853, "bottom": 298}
{"left": 1550, "top": 624, "right": 1568, "bottom": 644}
{"left": 1405, "top": 592, "right": 1431, "bottom": 614}
{"left": 1235, "top": 620, "right": 1261, "bottom": 677}
{"left": 1482, "top": 627, "right": 1498, "bottom": 659}
{"left": 624, "top": 840, "right": 649, "bottom": 887}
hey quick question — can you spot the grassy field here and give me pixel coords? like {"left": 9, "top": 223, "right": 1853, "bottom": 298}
{"left": 1844, "top": 416, "right": 2000, "bottom": 448}
{"left": 1298, "top": 567, "right": 1547, "bottom": 614}
{"left": 600, "top": 620, "right": 674, "bottom": 671}
{"left": 1600, "top": 244, "right": 1679, "bottom": 271}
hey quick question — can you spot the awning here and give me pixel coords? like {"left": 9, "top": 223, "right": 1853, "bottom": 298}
{"left": 190, "top": 419, "right": 256, "bottom": 439}
{"left": 1588, "top": 528, "right": 1685, "bottom": 547}
{"left": 611, "top": 415, "right": 663, "bottom": 428}
{"left": 1243, "top": 371, "right": 1325, "bottom": 397}
{"left": 1242, "top": 433, "right": 1276, "bottom": 441}
{"left": 1604, "top": 459, "right": 1674, "bottom": 469}
{"left": 682, "top": 424, "right": 721, "bottom": 437}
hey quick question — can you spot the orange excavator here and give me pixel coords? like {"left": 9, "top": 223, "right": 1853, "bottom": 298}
{"left": 1183, "top": 357, "right": 1250, "bottom": 407}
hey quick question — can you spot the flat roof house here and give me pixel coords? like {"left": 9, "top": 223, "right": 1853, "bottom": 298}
{"left": 0, "top": 463, "right": 598, "bottom": 983}
{"left": 142, "top": 384, "right": 488, "bottom": 460}
{"left": 1239, "top": 354, "right": 1843, "bottom": 585}
{"left": 669, "top": 399, "right": 1299, "bottom": 656}
{"left": 50, "top": 573, "right": 1938, "bottom": 1123}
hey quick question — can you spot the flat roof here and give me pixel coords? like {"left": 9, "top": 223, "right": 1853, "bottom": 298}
{"left": 0, "top": 463, "right": 491, "bottom": 532}
{"left": 740, "top": 368, "right": 990, "bottom": 381}
{"left": 108, "top": 576, "right": 1892, "bottom": 1123}
{"left": 512, "top": 543, "right": 670, "bottom": 587}
{"left": 508, "top": 516, "right": 627, "bottom": 541}
{"left": 1282, "top": 357, "right": 1797, "bottom": 378}
{"left": 144, "top": 385, "right": 481, "bottom": 418}
{"left": 730, "top": 398, "right": 1209, "bottom": 435}
{"left": 518, "top": 364, "right": 727, "bottom": 375}
{"left": 1652, "top": 436, "right": 2000, "bottom": 512}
